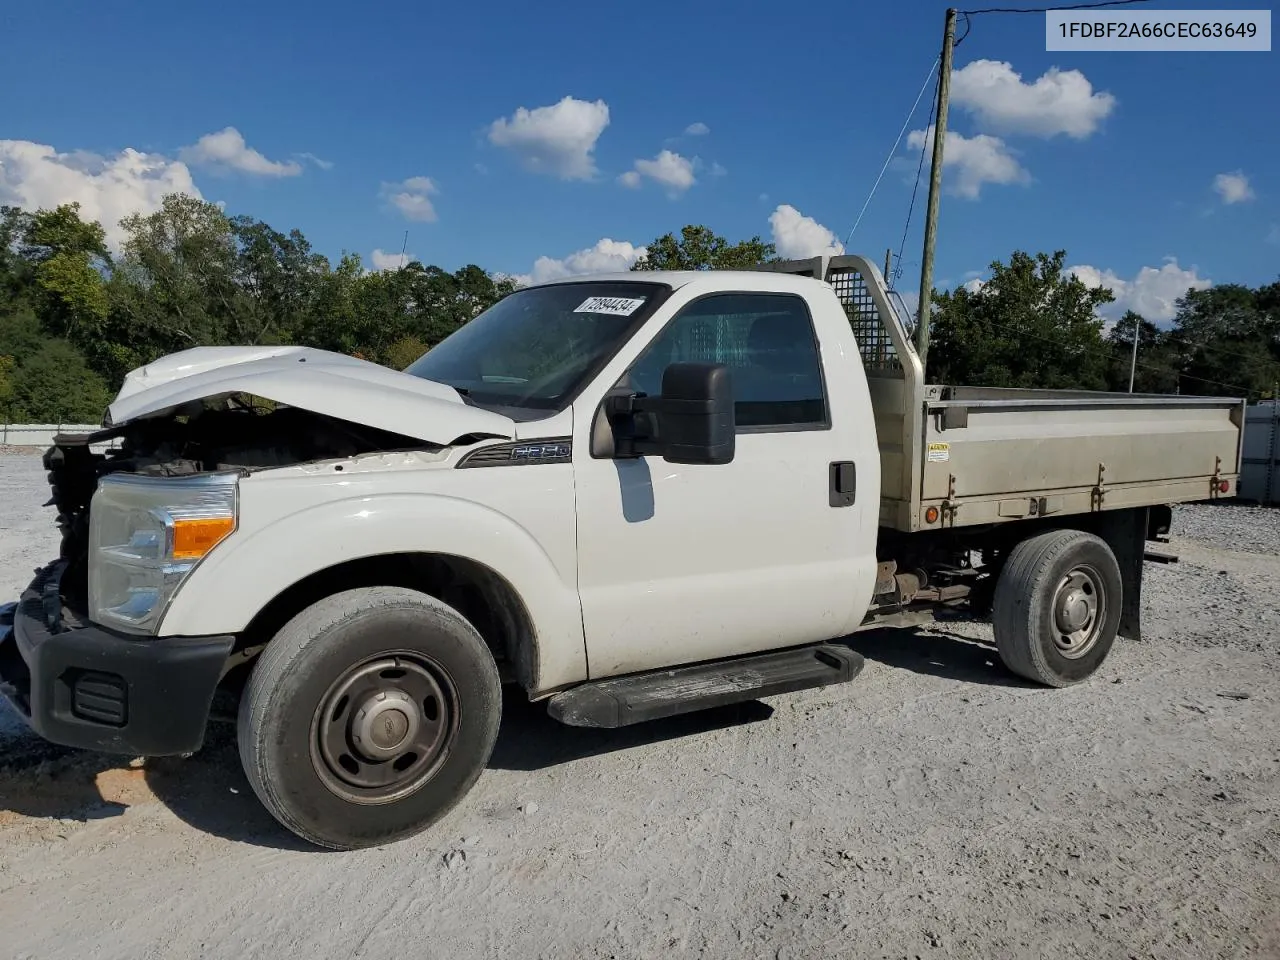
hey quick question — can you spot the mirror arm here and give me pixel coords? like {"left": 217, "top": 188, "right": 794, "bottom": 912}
{"left": 605, "top": 393, "right": 665, "bottom": 459}
{"left": 605, "top": 393, "right": 663, "bottom": 417}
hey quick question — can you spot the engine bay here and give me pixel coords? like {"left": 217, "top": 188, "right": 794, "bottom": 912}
{"left": 42, "top": 398, "right": 434, "bottom": 611}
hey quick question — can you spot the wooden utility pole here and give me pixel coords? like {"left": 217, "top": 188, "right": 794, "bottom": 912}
{"left": 916, "top": 6, "right": 957, "bottom": 374}
{"left": 1128, "top": 314, "right": 1140, "bottom": 393}
{"left": 884, "top": 248, "right": 893, "bottom": 287}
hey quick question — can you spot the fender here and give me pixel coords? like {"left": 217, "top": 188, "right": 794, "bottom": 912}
{"left": 157, "top": 492, "right": 587, "bottom": 693}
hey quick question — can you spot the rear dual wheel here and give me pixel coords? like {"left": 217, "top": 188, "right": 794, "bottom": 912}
{"left": 993, "top": 529, "right": 1123, "bottom": 687}
{"left": 237, "top": 587, "right": 501, "bottom": 850}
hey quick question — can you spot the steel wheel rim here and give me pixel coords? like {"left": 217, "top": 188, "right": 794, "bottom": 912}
{"left": 1051, "top": 564, "right": 1106, "bottom": 659}
{"left": 309, "top": 651, "right": 460, "bottom": 805}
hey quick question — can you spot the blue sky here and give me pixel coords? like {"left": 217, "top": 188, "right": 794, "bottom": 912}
{"left": 2, "top": 0, "right": 1276, "bottom": 323}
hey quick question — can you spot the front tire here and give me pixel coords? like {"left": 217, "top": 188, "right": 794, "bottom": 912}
{"left": 992, "top": 529, "right": 1123, "bottom": 687}
{"left": 237, "top": 586, "right": 501, "bottom": 850}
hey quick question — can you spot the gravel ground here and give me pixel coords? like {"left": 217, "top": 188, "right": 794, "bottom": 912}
{"left": 1171, "top": 501, "right": 1280, "bottom": 557}
{"left": 1, "top": 450, "right": 1278, "bottom": 959}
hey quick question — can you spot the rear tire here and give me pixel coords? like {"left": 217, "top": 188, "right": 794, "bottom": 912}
{"left": 237, "top": 586, "right": 501, "bottom": 850}
{"left": 992, "top": 529, "right": 1122, "bottom": 687}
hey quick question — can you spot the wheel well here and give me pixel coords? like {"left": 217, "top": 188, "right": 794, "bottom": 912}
{"left": 966, "top": 507, "right": 1150, "bottom": 643}
{"left": 230, "top": 553, "right": 538, "bottom": 691}
{"left": 876, "top": 507, "right": 1152, "bottom": 639}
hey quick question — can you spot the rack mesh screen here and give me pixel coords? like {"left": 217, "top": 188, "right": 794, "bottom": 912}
{"left": 828, "top": 268, "right": 901, "bottom": 373}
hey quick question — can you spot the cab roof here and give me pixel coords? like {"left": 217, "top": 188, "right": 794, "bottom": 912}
{"left": 519, "top": 270, "right": 828, "bottom": 293}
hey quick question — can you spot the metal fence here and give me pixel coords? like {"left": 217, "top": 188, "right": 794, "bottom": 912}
{"left": 0, "top": 423, "right": 120, "bottom": 452}
{"left": 1240, "top": 401, "right": 1279, "bottom": 507}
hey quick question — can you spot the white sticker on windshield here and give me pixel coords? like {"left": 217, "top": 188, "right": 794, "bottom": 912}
{"left": 574, "top": 296, "right": 646, "bottom": 317}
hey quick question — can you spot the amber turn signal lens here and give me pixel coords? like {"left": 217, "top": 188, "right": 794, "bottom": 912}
{"left": 172, "top": 516, "right": 236, "bottom": 559}
{"left": 925, "top": 506, "right": 940, "bottom": 524}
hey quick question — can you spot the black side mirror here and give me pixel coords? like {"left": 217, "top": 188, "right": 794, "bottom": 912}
{"left": 656, "top": 361, "right": 735, "bottom": 464}
{"left": 605, "top": 361, "right": 735, "bottom": 464}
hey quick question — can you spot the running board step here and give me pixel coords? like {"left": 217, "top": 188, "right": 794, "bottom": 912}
{"left": 546, "top": 644, "right": 864, "bottom": 729}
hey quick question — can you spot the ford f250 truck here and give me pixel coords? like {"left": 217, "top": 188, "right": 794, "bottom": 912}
{"left": 0, "top": 254, "right": 1245, "bottom": 849}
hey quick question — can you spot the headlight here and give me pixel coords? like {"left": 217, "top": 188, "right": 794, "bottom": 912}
{"left": 88, "top": 471, "right": 240, "bottom": 635}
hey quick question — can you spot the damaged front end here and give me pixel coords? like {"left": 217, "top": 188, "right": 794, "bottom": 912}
{"left": 3, "top": 397, "right": 411, "bottom": 757}
{"left": 44, "top": 398, "right": 442, "bottom": 615}
{"left": 4, "top": 342, "right": 526, "bottom": 756}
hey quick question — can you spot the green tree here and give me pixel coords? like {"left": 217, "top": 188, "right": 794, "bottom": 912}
{"left": 9, "top": 340, "right": 112, "bottom": 423}
{"left": 114, "top": 194, "right": 240, "bottom": 349}
{"left": 384, "top": 336, "right": 429, "bottom": 371}
{"left": 19, "top": 204, "right": 112, "bottom": 345}
{"left": 632, "top": 225, "right": 776, "bottom": 271}
{"left": 229, "top": 215, "right": 328, "bottom": 345}
{"left": 1168, "top": 282, "right": 1280, "bottom": 398}
{"left": 0, "top": 303, "right": 49, "bottom": 363}
{"left": 930, "top": 250, "right": 1113, "bottom": 390}
{"left": 0, "top": 207, "right": 35, "bottom": 300}
{"left": 0, "top": 355, "right": 15, "bottom": 412}
{"left": 1105, "top": 311, "right": 1180, "bottom": 393}
{"left": 296, "top": 251, "right": 365, "bottom": 356}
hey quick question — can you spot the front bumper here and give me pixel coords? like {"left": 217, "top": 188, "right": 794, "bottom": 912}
{"left": 0, "top": 561, "right": 235, "bottom": 756}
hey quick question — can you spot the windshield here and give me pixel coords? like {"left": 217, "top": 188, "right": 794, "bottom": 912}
{"left": 404, "top": 280, "right": 669, "bottom": 412}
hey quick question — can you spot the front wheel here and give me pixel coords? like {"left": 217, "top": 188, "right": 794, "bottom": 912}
{"left": 992, "top": 529, "right": 1123, "bottom": 687}
{"left": 237, "top": 586, "right": 502, "bottom": 850}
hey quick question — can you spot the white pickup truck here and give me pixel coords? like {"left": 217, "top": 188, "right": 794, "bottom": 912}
{"left": 1, "top": 254, "right": 1244, "bottom": 849}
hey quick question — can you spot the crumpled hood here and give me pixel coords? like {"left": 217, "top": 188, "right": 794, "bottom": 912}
{"left": 106, "top": 345, "right": 515, "bottom": 444}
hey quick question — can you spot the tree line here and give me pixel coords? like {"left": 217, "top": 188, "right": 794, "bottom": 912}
{"left": 1, "top": 199, "right": 1276, "bottom": 425}
{"left": 928, "top": 250, "right": 1280, "bottom": 400}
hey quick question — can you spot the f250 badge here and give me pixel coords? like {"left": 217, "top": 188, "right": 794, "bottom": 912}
{"left": 510, "top": 443, "right": 571, "bottom": 461}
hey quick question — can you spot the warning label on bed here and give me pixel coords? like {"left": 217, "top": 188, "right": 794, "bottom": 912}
{"left": 927, "top": 442, "right": 950, "bottom": 463}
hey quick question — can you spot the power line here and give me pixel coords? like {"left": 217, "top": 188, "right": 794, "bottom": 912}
{"left": 893, "top": 71, "right": 940, "bottom": 291}
{"left": 960, "top": 0, "right": 1154, "bottom": 14}
{"left": 955, "top": 0, "right": 1154, "bottom": 50}
{"left": 1110, "top": 309, "right": 1280, "bottom": 368}
{"left": 844, "top": 55, "right": 941, "bottom": 249}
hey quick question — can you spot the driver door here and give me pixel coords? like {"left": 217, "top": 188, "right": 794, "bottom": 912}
{"left": 572, "top": 290, "right": 869, "bottom": 679}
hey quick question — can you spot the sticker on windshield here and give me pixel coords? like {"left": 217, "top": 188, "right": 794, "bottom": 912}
{"left": 574, "top": 296, "right": 646, "bottom": 317}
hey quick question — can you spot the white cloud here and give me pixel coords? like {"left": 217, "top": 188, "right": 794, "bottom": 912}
{"left": 962, "top": 277, "right": 986, "bottom": 294}
{"left": 906, "top": 126, "right": 1029, "bottom": 199}
{"left": 1069, "top": 258, "right": 1211, "bottom": 323}
{"left": 487, "top": 96, "right": 610, "bottom": 180}
{"left": 379, "top": 176, "right": 439, "bottom": 222}
{"left": 513, "top": 238, "right": 647, "bottom": 287}
{"left": 0, "top": 139, "right": 201, "bottom": 250}
{"left": 951, "top": 59, "right": 1116, "bottom": 139}
{"left": 296, "top": 152, "right": 333, "bottom": 171}
{"left": 769, "top": 204, "right": 845, "bottom": 259}
{"left": 619, "top": 150, "right": 697, "bottom": 194}
{"left": 369, "top": 248, "right": 414, "bottom": 272}
{"left": 709, "top": 161, "right": 727, "bottom": 177}
{"left": 1213, "top": 170, "right": 1255, "bottom": 204}
{"left": 178, "top": 127, "right": 302, "bottom": 177}
{"left": 684, "top": 122, "right": 710, "bottom": 136}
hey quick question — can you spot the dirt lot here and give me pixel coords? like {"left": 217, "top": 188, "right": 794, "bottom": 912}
{"left": 1, "top": 450, "right": 1278, "bottom": 959}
